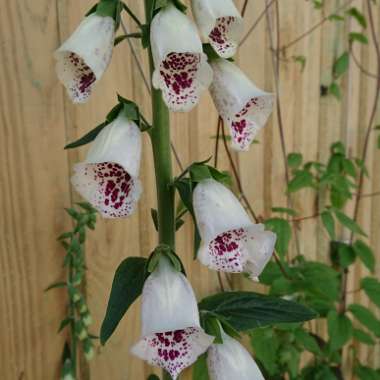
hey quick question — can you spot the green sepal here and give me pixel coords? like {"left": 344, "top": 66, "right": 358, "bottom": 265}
{"left": 96, "top": 0, "right": 123, "bottom": 30}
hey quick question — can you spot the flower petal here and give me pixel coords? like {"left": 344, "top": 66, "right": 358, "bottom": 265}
{"left": 54, "top": 14, "right": 115, "bottom": 103}
{"left": 193, "top": 179, "right": 252, "bottom": 244}
{"left": 71, "top": 162, "right": 142, "bottom": 218}
{"left": 210, "top": 59, "right": 274, "bottom": 151}
{"left": 140, "top": 257, "right": 201, "bottom": 336}
{"left": 191, "top": 0, "right": 243, "bottom": 59}
{"left": 207, "top": 332, "right": 265, "bottom": 380}
{"left": 131, "top": 327, "right": 213, "bottom": 380}
{"left": 198, "top": 225, "right": 276, "bottom": 277}
{"left": 150, "top": 4, "right": 212, "bottom": 112}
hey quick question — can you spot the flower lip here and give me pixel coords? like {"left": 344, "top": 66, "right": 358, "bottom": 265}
{"left": 131, "top": 326, "right": 213, "bottom": 380}
{"left": 150, "top": 4, "right": 213, "bottom": 111}
{"left": 54, "top": 14, "right": 115, "bottom": 103}
{"left": 209, "top": 59, "right": 274, "bottom": 151}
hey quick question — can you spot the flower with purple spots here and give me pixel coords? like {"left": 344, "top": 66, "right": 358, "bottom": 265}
{"left": 71, "top": 112, "right": 142, "bottom": 218}
{"left": 210, "top": 59, "right": 274, "bottom": 151}
{"left": 54, "top": 14, "right": 115, "bottom": 103}
{"left": 150, "top": 4, "right": 213, "bottom": 112}
{"left": 192, "top": 0, "right": 244, "bottom": 58}
{"left": 207, "top": 328, "right": 265, "bottom": 380}
{"left": 193, "top": 179, "right": 276, "bottom": 279}
{"left": 131, "top": 257, "right": 214, "bottom": 379}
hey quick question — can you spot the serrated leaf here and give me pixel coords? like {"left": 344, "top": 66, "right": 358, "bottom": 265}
{"left": 346, "top": 7, "right": 367, "bottom": 28}
{"left": 288, "top": 170, "right": 314, "bottom": 193}
{"left": 100, "top": 257, "right": 147, "bottom": 345}
{"left": 250, "top": 327, "right": 279, "bottom": 375}
{"left": 265, "top": 218, "right": 292, "bottom": 257}
{"left": 348, "top": 304, "right": 380, "bottom": 337}
{"left": 361, "top": 277, "right": 380, "bottom": 308}
{"left": 353, "top": 328, "right": 375, "bottom": 345}
{"left": 333, "top": 52, "right": 349, "bottom": 78}
{"left": 338, "top": 244, "right": 356, "bottom": 268}
{"left": 327, "top": 310, "right": 353, "bottom": 351}
{"left": 198, "top": 291, "right": 317, "bottom": 331}
{"left": 329, "top": 82, "right": 341, "bottom": 99}
{"left": 349, "top": 32, "right": 368, "bottom": 44}
{"left": 294, "top": 328, "right": 322, "bottom": 355}
{"left": 272, "top": 207, "right": 298, "bottom": 216}
{"left": 287, "top": 153, "right": 303, "bottom": 168}
{"left": 353, "top": 240, "right": 375, "bottom": 272}
{"left": 334, "top": 210, "right": 367, "bottom": 236}
{"left": 321, "top": 211, "right": 336, "bottom": 240}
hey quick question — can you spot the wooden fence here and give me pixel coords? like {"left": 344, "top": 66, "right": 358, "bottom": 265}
{"left": 1, "top": 0, "right": 379, "bottom": 379}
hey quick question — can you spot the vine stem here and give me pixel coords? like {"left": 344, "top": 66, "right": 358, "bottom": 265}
{"left": 144, "top": 2, "right": 176, "bottom": 380}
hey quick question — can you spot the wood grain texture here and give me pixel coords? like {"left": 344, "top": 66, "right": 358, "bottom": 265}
{"left": 0, "top": 0, "right": 379, "bottom": 379}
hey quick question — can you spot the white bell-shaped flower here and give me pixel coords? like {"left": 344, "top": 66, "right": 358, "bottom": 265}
{"left": 131, "top": 257, "right": 213, "bottom": 379}
{"left": 150, "top": 4, "right": 213, "bottom": 112}
{"left": 191, "top": 0, "right": 243, "bottom": 58}
{"left": 71, "top": 112, "right": 142, "bottom": 218}
{"left": 207, "top": 329, "right": 265, "bottom": 380}
{"left": 193, "top": 179, "right": 276, "bottom": 278}
{"left": 55, "top": 14, "right": 115, "bottom": 103}
{"left": 210, "top": 59, "right": 274, "bottom": 151}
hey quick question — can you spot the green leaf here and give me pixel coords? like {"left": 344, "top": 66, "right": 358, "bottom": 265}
{"left": 338, "top": 244, "right": 356, "bottom": 268}
{"left": 250, "top": 327, "right": 279, "bottom": 375}
{"left": 361, "top": 277, "right": 380, "bottom": 308}
{"left": 353, "top": 328, "right": 375, "bottom": 345}
{"left": 190, "top": 164, "right": 212, "bottom": 182}
{"left": 294, "top": 328, "right": 322, "bottom": 355}
{"left": 334, "top": 210, "right": 367, "bottom": 236}
{"left": 198, "top": 291, "right": 317, "bottom": 331}
{"left": 65, "top": 123, "right": 106, "bottom": 150}
{"left": 353, "top": 240, "right": 375, "bottom": 272}
{"left": 349, "top": 32, "right": 368, "bottom": 44}
{"left": 355, "top": 365, "right": 380, "bottom": 380}
{"left": 333, "top": 51, "right": 349, "bottom": 79}
{"left": 348, "top": 304, "right": 380, "bottom": 337}
{"left": 151, "top": 208, "right": 158, "bottom": 231}
{"left": 192, "top": 354, "right": 210, "bottom": 380}
{"left": 114, "top": 33, "right": 142, "bottom": 46}
{"left": 346, "top": 7, "right": 367, "bottom": 28}
{"left": 265, "top": 218, "right": 292, "bottom": 257}
{"left": 96, "top": 0, "right": 120, "bottom": 20}
{"left": 327, "top": 310, "right": 353, "bottom": 351}
{"left": 329, "top": 82, "right": 341, "bottom": 99}
{"left": 272, "top": 207, "right": 298, "bottom": 216}
{"left": 204, "top": 317, "right": 223, "bottom": 344}
{"left": 147, "top": 376, "right": 160, "bottom": 380}
{"left": 100, "top": 257, "right": 147, "bottom": 345}
{"left": 321, "top": 211, "right": 336, "bottom": 240}
{"left": 58, "top": 318, "right": 72, "bottom": 333}
{"left": 44, "top": 281, "right": 67, "bottom": 292}
{"left": 288, "top": 170, "right": 314, "bottom": 193}
{"left": 287, "top": 153, "right": 303, "bottom": 168}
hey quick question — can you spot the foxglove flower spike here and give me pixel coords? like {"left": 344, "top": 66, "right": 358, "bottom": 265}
{"left": 71, "top": 112, "right": 142, "bottom": 218}
{"left": 192, "top": 0, "right": 243, "bottom": 58}
{"left": 210, "top": 59, "right": 274, "bottom": 151}
{"left": 193, "top": 179, "right": 276, "bottom": 278}
{"left": 55, "top": 13, "right": 115, "bottom": 103}
{"left": 131, "top": 257, "right": 213, "bottom": 379}
{"left": 150, "top": 4, "right": 213, "bottom": 112}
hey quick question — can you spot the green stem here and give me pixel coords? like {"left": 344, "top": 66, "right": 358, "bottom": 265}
{"left": 145, "top": 0, "right": 175, "bottom": 250}
{"left": 144, "top": 4, "right": 176, "bottom": 380}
